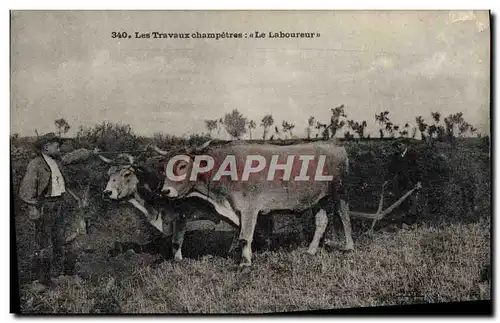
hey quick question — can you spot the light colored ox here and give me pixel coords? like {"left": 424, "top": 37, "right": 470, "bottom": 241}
{"left": 154, "top": 139, "right": 356, "bottom": 267}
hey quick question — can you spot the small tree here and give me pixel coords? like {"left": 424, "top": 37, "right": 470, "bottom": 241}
{"left": 344, "top": 131, "right": 354, "bottom": 140}
{"left": 274, "top": 126, "right": 281, "bottom": 139}
{"left": 443, "top": 112, "right": 477, "bottom": 139}
{"left": 329, "top": 104, "right": 347, "bottom": 138}
{"left": 385, "top": 122, "right": 395, "bottom": 138}
{"left": 470, "top": 126, "right": 478, "bottom": 137}
{"left": 281, "top": 121, "right": 296, "bottom": 139}
{"left": 316, "top": 121, "right": 329, "bottom": 140}
{"left": 10, "top": 133, "right": 20, "bottom": 146}
{"left": 315, "top": 121, "right": 326, "bottom": 139}
{"left": 444, "top": 116, "right": 454, "bottom": 140}
{"left": 411, "top": 127, "right": 418, "bottom": 139}
{"left": 247, "top": 120, "right": 256, "bottom": 140}
{"left": 260, "top": 114, "right": 274, "bottom": 140}
{"left": 399, "top": 123, "right": 410, "bottom": 138}
{"left": 393, "top": 125, "right": 400, "bottom": 133}
{"left": 307, "top": 116, "right": 315, "bottom": 139}
{"left": 431, "top": 112, "right": 441, "bottom": 124}
{"left": 55, "top": 118, "right": 71, "bottom": 137}
{"left": 415, "top": 116, "right": 428, "bottom": 140}
{"left": 357, "top": 121, "right": 367, "bottom": 138}
{"left": 217, "top": 118, "right": 224, "bottom": 135}
{"left": 204, "top": 119, "right": 218, "bottom": 137}
{"left": 315, "top": 105, "right": 347, "bottom": 139}
{"left": 223, "top": 109, "right": 247, "bottom": 140}
{"left": 427, "top": 112, "right": 446, "bottom": 140}
{"left": 347, "top": 120, "right": 367, "bottom": 138}
{"left": 347, "top": 120, "right": 355, "bottom": 132}
{"left": 458, "top": 121, "right": 472, "bottom": 137}
{"left": 375, "top": 111, "right": 390, "bottom": 138}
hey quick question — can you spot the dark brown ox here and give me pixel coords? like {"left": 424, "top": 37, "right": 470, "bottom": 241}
{"left": 155, "top": 140, "right": 354, "bottom": 267}
{"left": 98, "top": 153, "right": 244, "bottom": 261}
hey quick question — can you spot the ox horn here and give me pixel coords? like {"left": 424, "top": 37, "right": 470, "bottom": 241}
{"left": 199, "top": 139, "right": 212, "bottom": 150}
{"left": 152, "top": 145, "right": 169, "bottom": 156}
{"left": 193, "top": 140, "right": 212, "bottom": 153}
{"left": 117, "top": 153, "right": 135, "bottom": 165}
{"left": 98, "top": 154, "right": 114, "bottom": 164}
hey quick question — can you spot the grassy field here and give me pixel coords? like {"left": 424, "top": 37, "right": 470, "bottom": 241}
{"left": 11, "top": 136, "right": 491, "bottom": 313}
{"left": 18, "top": 217, "right": 490, "bottom": 313}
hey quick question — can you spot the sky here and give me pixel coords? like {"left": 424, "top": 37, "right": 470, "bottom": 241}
{"left": 10, "top": 10, "right": 491, "bottom": 139}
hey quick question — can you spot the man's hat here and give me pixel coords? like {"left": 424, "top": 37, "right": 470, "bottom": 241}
{"left": 34, "top": 132, "right": 66, "bottom": 150}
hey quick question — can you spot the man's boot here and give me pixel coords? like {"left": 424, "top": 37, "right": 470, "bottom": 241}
{"left": 51, "top": 254, "right": 64, "bottom": 277}
{"left": 33, "top": 254, "right": 54, "bottom": 289}
{"left": 51, "top": 243, "right": 66, "bottom": 277}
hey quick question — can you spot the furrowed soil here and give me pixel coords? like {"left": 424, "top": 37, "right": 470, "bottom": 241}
{"left": 18, "top": 218, "right": 490, "bottom": 314}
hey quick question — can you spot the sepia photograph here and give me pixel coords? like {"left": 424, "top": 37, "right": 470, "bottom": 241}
{"left": 10, "top": 10, "right": 491, "bottom": 314}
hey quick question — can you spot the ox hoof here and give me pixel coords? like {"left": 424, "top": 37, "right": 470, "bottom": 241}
{"left": 364, "top": 230, "right": 376, "bottom": 238}
{"left": 323, "top": 239, "right": 337, "bottom": 251}
{"left": 238, "top": 264, "right": 252, "bottom": 274}
{"left": 173, "top": 253, "right": 183, "bottom": 262}
{"left": 239, "top": 260, "right": 252, "bottom": 268}
{"left": 228, "top": 252, "right": 240, "bottom": 263}
{"left": 340, "top": 245, "right": 355, "bottom": 253}
{"left": 306, "top": 248, "right": 317, "bottom": 256}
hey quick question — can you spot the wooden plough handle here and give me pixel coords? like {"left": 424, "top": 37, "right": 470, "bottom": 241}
{"left": 350, "top": 181, "right": 422, "bottom": 232}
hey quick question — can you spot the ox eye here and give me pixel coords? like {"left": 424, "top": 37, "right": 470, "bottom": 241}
{"left": 179, "top": 164, "right": 187, "bottom": 170}
{"left": 124, "top": 172, "right": 131, "bottom": 178}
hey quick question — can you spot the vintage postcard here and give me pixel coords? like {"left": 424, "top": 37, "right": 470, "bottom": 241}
{"left": 10, "top": 10, "right": 491, "bottom": 314}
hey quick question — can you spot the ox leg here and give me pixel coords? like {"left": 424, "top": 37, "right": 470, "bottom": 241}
{"left": 172, "top": 216, "right": 187, "bottom": 261}
{"left": 227, "top": 230, "right": 240, "bottom": 259}
{"left": 255, "top": 214, "right": 274, "bottom": 251}
{"left": 307, "top": 209, "right": 328, "bottom": 256}
{"left": 338, "top": 200, "right": 354, "bottom": 251}
{"left": 323, "top": 218, "right": 336, "bottom": 248}
{"left": 238, "top": 209, "right": 259, "bottom": 267}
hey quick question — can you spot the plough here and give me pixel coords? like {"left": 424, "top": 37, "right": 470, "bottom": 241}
{"left": 350, "top": 181, "right": 422, "bottom": 233}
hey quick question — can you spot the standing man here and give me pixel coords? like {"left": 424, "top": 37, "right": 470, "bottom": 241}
{"left": 18, "top": 132, "right": 100, "bottom": 288}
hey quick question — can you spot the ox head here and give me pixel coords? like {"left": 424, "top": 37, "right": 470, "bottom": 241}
{"left": 99, "top": 153, "right": 141, "bottom": 200}
{"left": 151, "top": 140, "right": 212, "bottom": 199}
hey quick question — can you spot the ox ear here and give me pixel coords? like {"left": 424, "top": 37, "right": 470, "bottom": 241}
{"left": 123, "top": 168, "right": 135, "bottom": 178}
{"left": 107, "top": 166, "right": 118, "bottom": 176}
